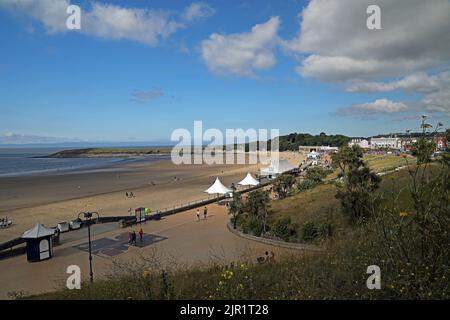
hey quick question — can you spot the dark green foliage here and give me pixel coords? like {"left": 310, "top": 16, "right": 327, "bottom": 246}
{"left": 246, "top": 189, "right": 270, "bottom": 217}
{"left": 333, "top": 145, "right": 381, "bottom": 223}
{"left": 240, "top": 215, "right": 264, "bottom": 236}
{"left": 271, "top": 216, "right": 298, "bottom": 241}
{"left": 273, "top": 175, "right": 296, "bottom": 199}
{"left": 301, "top": 222, "right": 319, "bottom": 242}
{"left": 297, "top": 179, "right": 318, "bottom": 192}
{"left": 305, "top": 167, "right": 331, "bottom": 183}
{"left": 269, "top": 132, "right": 350, "bottom": 151}
{"left": 228, "top": 193, "right": 244, "bottom": 229}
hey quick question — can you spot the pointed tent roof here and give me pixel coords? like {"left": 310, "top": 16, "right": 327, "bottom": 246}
{"left": 205, "top": 177, "right": 232, "bottom": 195}
{"left": 21, "top": 223, "right": 55, "bottom": 239}
{"left": 238, "top": 173, "right": 260, "bottom": 186}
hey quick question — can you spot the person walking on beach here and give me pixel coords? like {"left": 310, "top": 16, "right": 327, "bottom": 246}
{"left": 128, "top": 231, "right": 133, "bottom": 245}
{"left": 203, "top": 206, "right": 208, "bottom": 220}
{"left": 196, "top": 209, "right": 200, "bottom": 221}
{"left": 131, "top": 230, "right": 137, "bottom": 245}
{"left": 139, "top": 228, "right": 143, "bottom": 242}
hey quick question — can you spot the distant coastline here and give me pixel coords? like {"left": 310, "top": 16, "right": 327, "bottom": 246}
{"left": 46, "top": 147, "right": 173, "bottom": 158}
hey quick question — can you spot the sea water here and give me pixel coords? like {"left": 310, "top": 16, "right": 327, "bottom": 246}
{"left": 0, "top": 148, "right": 126, "bottom": 177}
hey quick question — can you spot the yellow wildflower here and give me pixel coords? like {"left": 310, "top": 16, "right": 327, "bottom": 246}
{"left": 400, "top": 211, "right": 409, "bottom": 217}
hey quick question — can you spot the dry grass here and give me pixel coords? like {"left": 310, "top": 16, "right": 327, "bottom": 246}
{"left": 364, "top": 154, "right": 415, "bottom": 172}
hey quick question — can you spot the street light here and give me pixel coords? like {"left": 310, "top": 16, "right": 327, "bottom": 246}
{"left": 78, "top": 211, "right": 99, "bottom": 283}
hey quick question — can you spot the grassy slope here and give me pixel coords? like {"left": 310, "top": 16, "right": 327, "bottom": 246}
{"left": 269, "top": 155, "right": 416, "bottom": 228}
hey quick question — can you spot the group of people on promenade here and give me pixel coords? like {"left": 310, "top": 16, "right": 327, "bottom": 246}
{"left": 196, "top": 206, "right": 208, "bottom": 221}
{"left": 128, "top": 228, "right": 144, "bottom": 245}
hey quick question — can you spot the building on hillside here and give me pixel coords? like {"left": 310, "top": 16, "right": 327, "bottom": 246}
{"left": 348, "top": 138, "right": 370, "bottom": 149}
{"left": 260, "top": 159, "right": 295, "bottom": 179}
{"left": 400, "top": 137, "right": 418, "bottom": 151}
{"left": 298, "top": 146, "right": 318, "bottom": 153}
{"left": 319, "top": 145, "right": 339, "bottom": 152}
{"left": 370, "top": 137, "right": 402, "bottom": 149}
{"left": 435, "top": 136, "right": 448, "bottom": 150}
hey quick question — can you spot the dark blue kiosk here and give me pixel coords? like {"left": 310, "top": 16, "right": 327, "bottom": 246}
{"left": 21, "top": 224, "right": 55, "bottom": 262}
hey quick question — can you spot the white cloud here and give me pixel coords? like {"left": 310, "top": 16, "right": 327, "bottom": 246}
{"left": 82, "top": 3, "right": 180, "bottom": 46}
{"left": 422, "top": 89, "right": 450, "bottom": 113}
{"left": 0, "top": 0, "right": 70, "bottom": 33}
{"left": 0, "top": 132, "right": 81, "bottom": 144}
{"left": 285, "top": 0, "right": 450, "bottom": 82}
{"left": 200, "top": 16, "right": 280, "bottom": 77}
{"left": 347, "top": 71, "right": 450, "bottom": 114}
{"left": 347, "top": 72, "right": 450, "bottom": 93}
{"left": 1, "top": 0, "right": 210, "bottom": 46}
{"left": 336, "top": 99, "right": 408, "bottom": 117}
{"left": 181, "top": 2, "right": 215, "bottom": 22}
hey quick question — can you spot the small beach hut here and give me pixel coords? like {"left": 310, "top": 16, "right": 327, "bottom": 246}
{"left": 21, "top": 224, "right": 55, "bottom": 262}
{"left": 237, "top": 173, "right": 260, "bottom": 187}
{"left": 135, "top": 207, "right": 146, "bottom": 223}
{"left": 205, "top": 177, "right": 232, "bottom": 196}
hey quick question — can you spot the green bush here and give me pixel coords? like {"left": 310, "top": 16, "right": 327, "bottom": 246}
{"left": 301, "top": 222, "right": 319, "bottom": 242}
{"left": 297, "top": 179, "right": 317, "bottom": 192}
{"left": 241, "top": 215, "right": 264, "bottom": 236}
{"left": 318, "top": 222, "right": 333, "bottom": 238}
{"left": 271, "top": 216, "right": 298, "bottom": 241}
{"left": 305, "top": 167, "right": 330, "bottom": 183}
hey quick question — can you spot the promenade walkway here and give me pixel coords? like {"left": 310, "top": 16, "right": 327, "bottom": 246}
{"left": 0, "top": 203, "right": 301, "bottom": 299}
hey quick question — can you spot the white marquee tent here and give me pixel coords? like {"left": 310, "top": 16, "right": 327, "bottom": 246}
{"left": 205, "top": 177, "right": 232, "bottom": 195}
{"left": 237, "top": 173, "right": 260, "bottom": 186}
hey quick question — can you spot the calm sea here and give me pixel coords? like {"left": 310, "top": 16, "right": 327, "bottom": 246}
{"left": 0, "top": 148, "right": 133, "bottom": 177}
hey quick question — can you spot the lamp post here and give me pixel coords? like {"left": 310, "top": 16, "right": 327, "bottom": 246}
{"left": 78, "top": 211, "right": 99, "bottom": 283}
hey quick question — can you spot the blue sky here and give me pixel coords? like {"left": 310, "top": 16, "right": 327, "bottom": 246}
{"left": 0, "top": 0, "right": 449, "bottom": 144}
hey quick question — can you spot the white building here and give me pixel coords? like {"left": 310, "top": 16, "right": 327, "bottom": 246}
{"left": 348, "top": 139, "right": 370, "bottom": 149}
{"left": 370, "top": 137, "right": 402, "bottom": 149}
{"left": 260, "top": 159, "right": 295, "bottom": 179}
{"left": 319, "top": 146, "right": 339, "bottom": 152}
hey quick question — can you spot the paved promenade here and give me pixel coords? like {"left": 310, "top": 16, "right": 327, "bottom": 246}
{"left": 0, "top": 204, "right": 300, "bottom": 299}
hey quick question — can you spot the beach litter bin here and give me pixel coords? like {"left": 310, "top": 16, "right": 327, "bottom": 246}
{"left": 21, "top": 224, "right": 56, "bottom": 262}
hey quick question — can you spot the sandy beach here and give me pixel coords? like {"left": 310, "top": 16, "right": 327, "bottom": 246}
{"left": 0, "top": 152, "right": 304, "bottom": 243}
